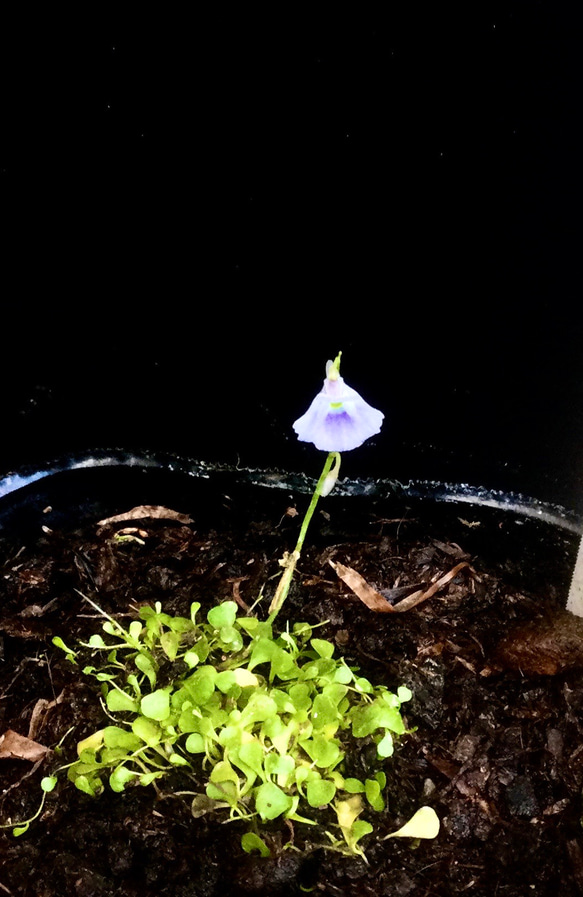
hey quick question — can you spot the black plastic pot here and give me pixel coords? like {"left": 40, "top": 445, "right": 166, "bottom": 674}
{"left": 0, "top": 451, "right": 580, "bottom": 604}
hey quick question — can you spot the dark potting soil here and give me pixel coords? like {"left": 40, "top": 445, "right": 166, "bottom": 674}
{"left": 1, "top": 477, "right": 583, "bottom": 897}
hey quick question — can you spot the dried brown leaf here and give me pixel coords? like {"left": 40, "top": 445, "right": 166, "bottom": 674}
{"left": 329, "top": 561, "right": 395, "bottom": 612}
{"left": 0, "top": 729, "right": 48, "bottom": 762}
{"left": 391, "top": 562, "right": 470, "bottom": 612}
{"left": 330, "top": 559, "right": 470, "bottom": 614}
{"left": 97, "top": 505, "right": 193, "bottom": 526}
{"left": 27, "top": 691, "right": 65, "bottom": 741}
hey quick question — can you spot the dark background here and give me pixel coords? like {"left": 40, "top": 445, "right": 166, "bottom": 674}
{"left": 1, "top": 6, "right": 581, "bottom": 511}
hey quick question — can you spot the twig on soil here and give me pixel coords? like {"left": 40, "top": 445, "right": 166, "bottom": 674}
{"left": 226, "top": 576, "right": 252, "bottom": 613}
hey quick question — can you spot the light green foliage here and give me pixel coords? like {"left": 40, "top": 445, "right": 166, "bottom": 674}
{"left": 49, "top": 598, "right": 413, "bottom": 857}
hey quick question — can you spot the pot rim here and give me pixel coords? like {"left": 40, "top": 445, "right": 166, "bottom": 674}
{"left": 1, "top": 448, "right": 581, "bottom": 535}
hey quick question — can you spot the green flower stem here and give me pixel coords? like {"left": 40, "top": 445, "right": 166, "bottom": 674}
{"left": 268, "top": 451, "right": 341, "bottom": 622}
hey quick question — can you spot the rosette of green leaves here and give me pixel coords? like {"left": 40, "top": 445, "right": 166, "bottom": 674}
{"left": 53, "top": 599, "right": 412, "bottom": 857}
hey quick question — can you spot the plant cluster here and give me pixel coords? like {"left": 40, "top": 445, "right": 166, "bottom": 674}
{"left": 2, "top": 353, "right": 440, "bottom": 856}
{"left": 51, "top": 595, "right": 413, "bottom": 858}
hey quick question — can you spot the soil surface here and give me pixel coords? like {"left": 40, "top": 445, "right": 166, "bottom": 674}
{"left": 1, "top": 473, "right": 583, "bottom": 896}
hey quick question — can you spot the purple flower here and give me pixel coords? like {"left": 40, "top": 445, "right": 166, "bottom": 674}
{"left": 293, "top": 355, "right": 384, "bottom": 452}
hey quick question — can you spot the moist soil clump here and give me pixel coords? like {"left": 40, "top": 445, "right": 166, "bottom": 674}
{"left": 1, "top": 481, "right": 583, "bottom": 896}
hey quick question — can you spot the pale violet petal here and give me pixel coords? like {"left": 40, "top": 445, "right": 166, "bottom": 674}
{"left": 293, "top": 375, "right": 384, "bottom": 452}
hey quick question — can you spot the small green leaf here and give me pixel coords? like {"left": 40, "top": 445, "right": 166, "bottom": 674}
{"left": 207, "top": 761, "right": 240, "bottom": 807}
{"left": 255, "top": 781, "right": 293, "bottom": 820}
{"left": 41, "top": 776, "right": 57, "bottom": 792}
{"left": 207, "top": 602, "right": 238, "bottom": 629}
{"left": 73, "top": 774, "right": 100, "bottom": 797}
{"left": 168, "top": 615, "right": 194, "bottom": 633}
{"left": 311, "top": 694, "right": 339, "bottom": 732}
{"left": 218, "top": 625, "right": 243, "bottom": 652}
{"left": 132, "top": 715, "right": 162, "bottom": 746}
{"left": 240, "top": 692, "right": 277, "bottom": 725}
{"left": 241, "top": 832, "right": 271, "bottom": 857}
{"left": 169, "top": 752, "right": 190, "bottom": 767}
{"left": 300, "top": 735, "right": 341, "bottom": 769}
{"left": 354, "top": 676, "right": 374, "bottom": 694}
{"left": 215, "top": 670, "right": 237, "bottom": 693}
{"left": 139, "top": 771, "right": 164, "bottom": 786}
{"left": 375, "top": 771, "right": 386, "bottom": 789}
{"left": 347, "top": 819, "right": 373, "bottom": 852}
{"left": 310, "top": 638, "right": 335, "bottom": 659}
{"left": 77, "top": 729, "right": 105, "bottom": 756}
{"left": 135, "top": 652, "right": 157, "bottom": 688}
{"left": 160, "top": 629, "right": 181, "bottom": 662}
{"left": 177, "top": 705, "right": 201, "bottom": 734}
{"left": 206, "top": 780, "right": 239, "bottom": 806}
{"left": 110, "top": 766, "right": 137, "bottom": 792}
{"left": 249, "top": 639, "right": 295, "bottom": 679}
{"left": 129, "top": 620, "right": 143, "bottom": 641}
{"left": 270, "top": 688, "right": 296, "bottom": 714}
{"left": 288, "top": 683, "right": 312, "bottom": 712}
{"left": 13, "top": 823, "right": 30, "bottom": 837}
{"left": 192, "top": 638, "right": 210, "bottom": 664}
{"left": 140, "top": 688, "right": 171, "bottom": 721}
{"left": 190, "top": 602, "right": 201, "bottom": 624}
{"left": 106, "top": 689, "right": 139, "bottom": 713}
{"left": 238, "top": 618, "right": 272, "bottom": 638}
{"left": 364, "top": 778, "right": 384, "bottom": 812}
{"left": 103, "top": 726, "right": 143, "bottom": 752}
{"left": 52, "top": 636, "right": 78, "bottom": 662}
{"left": 298, "top": 661, "right": 319, "bottom": 680}
{"left": 185, "top": 732, "right": 205, "bottom": 753}
{"left": 333, "top": 663, "right": 353, "bottom": 684}
{"left": 377, "top": 731, "right": 394, "bottom": 758}
{"left": 248, "top": 637, "right": 275, "bottom": 668}
{"left": 343, "top": 778, "right": 366, "bottom": 794}
{"left": 234, "top": 740, "right": 265, "bottom": 779}
{"left": 351, "top": 699, "right": 405, "bottom": 739}
{"left": 262, "top": 716, "right": 294, "bottom": 756}
{"left": 87, "top": 634, "right": 108, "bottom": 648}
{"left": 322, "top": 683, "right": 348, "bottom": 706}
{"left": 210, "top": 759, "right": 240, "bottom": 786}
{"left": 185, "top": 666, "right": 217, "bottom": 704}
{"left": 306, "top": 778, "right": 336, "bottom": 807}
{"left": 264, "top": 753, "right": 295, "bottom": 785}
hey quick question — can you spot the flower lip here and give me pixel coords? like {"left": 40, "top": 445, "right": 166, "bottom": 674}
{"left": 293, "top": 360, "right": 384, "bottom": 453}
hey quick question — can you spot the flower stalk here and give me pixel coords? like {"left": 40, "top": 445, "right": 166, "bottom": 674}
{"left": 268, "top": 451, "right": 340, "bottom": 621}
